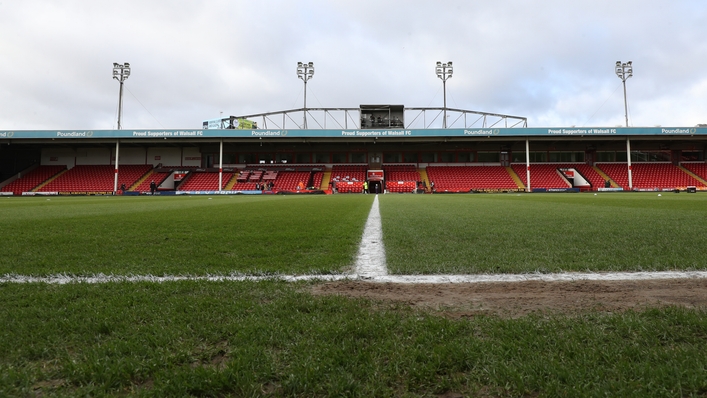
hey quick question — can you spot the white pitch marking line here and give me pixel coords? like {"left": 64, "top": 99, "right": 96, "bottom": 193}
{"left": 354, "top": 194, "right": 388, "bottom": 277}
{"left": 2, "top": 271, "right": 707, "bottom": 285}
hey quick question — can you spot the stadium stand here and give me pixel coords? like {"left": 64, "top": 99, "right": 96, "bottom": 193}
{"left": 330, "top": 165, "right": 367, "bottom": 183}
{"left": 177, "top": 171, "right": 233, "bottom": 191}
{"left": 383, "top": 164, "right": 420, "bottom": 182}
{"left": 8, "top": 158, "right": 707, "bottom": 195}
{"left": 38, "top": 165, "right": 151, "bottom": 192}
{"left": 511, "top": 164, "right": 570, "bottom": 189}
{"left": 597, "top": 163, "right": 706, "bottom": 190}
{"left": 230, "top": 182, "right": 257, "bottom": 190}
{"left": 336, "top": 181, "right": 364, "bottom": 193}
{"left": 510, "top": 163, "right": 610, "bottom": 190}
{"left": 329, "top": 165, "right": 367, "bottom": 193}
{"left": 132, "top": 171, "right": 172, "bottom": 192}
{"left": 0, "top": 165, "right": 66, "bottom": 195}
{"left": 681, "top": 162, "right": 707, "bottom": 182}
{"left": 382, "top": 164, "right": 420, "bottom": 193}
{"left": 426, "top": 165, "right": 518, "bottom": 192}
{"left": 631, "top": 163, "right": 705, "bottom": 189}
{"left": 571, "top": 164, "right": 608, "bottom": 189}
{"left": 596, "top": 163, "right": 630, "bottom": 190}
{"left": 312, "top": 171, "right": 324, "bottom": 189}
{"left": 274, "top": 171, "right": 312, "bottom": 191}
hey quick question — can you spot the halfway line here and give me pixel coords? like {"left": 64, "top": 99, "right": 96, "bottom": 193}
{"left": 354, "top": 194, "right": 388, "bottom": 277}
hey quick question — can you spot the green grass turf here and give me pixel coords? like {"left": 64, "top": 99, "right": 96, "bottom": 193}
{"left": 380, "top": 193, "right": 707, "bottom": 274}
{"left": 4, "top": 192, "right": 707, "bottom": 276}
{"left": 1, "top": 281, "right": 706, "bottom": 397}
{"left": 0, "top": 195, "right": 372, "bottom": 276}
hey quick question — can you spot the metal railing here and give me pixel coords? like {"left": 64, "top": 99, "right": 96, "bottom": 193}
{"left": 227, "top": 107, "right": 528, "bottom": 130}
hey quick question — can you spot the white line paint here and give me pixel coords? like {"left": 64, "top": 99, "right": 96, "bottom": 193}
{"left": 354, "top": 194, "right": 387, "bottom": 277}
{"left": 2, "top": 271, "right": 707, "bottom": 285}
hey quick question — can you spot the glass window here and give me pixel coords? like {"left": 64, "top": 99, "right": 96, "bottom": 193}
{"left": 276, "top": 153, "right": 293, "bottom": 164}
{"left": 332, "top": 153, "right": 347, "bottom": 163}
{"left": 259, "top": 153, "right": 274, "bottom": 163}
{"left": 649, "top": 151, "right": 670, "bottom": 161}
{"left": 624, "top": 151, "right": 669, "bottom": 162}
{"left": 616, "top": 151, "right": 627, "bottom": 162}
{"left": 295, "top": 153, "right": 311, "bottom": 163}
{"left": 512, "top": 152, "right": 526, "bottom": 162}
{"left": 477, "top": 152, "right": 499, "bottom": 162}
{"left": 403, "top": 152, "right": 418, "bottom": 163}
{"left": 383, "top": 152, "right": 401, "bottom": 163}
{"left": 529, "top": 152, "right": 547, "bottom": 162}
{"left": 238, "top": 153, "right": 255, "bottom": 164}
{"left": 549, "top": 152, "right": 585, "bottom": 162}
{"left": 351, "top": 152, "right": 367, "bottom": 163}
{"left": 220, "top": 153, "right": 236, "bottom": 164}
{"left": 440, "top": 152, "right": 455, "bottom": 162}
{"left": 420, "top": 152, "right": 436, "bottom": 163}
{"left": 457, "top": 152, "right": 473, "bottom": 162}
{"left": 313, "top": 153, "right": 329, "bottom": 163}
{"left": 682, "top": 151, "right": 704, "bottom": 161}
{"left": 596, "top": 152, "right": 615, "bottom": 162}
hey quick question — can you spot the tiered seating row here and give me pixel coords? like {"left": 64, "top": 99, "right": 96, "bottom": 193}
{"left": 8, "top": 162, "right": 706, "bottom": 194}
{"left": 387, "top": 181, "right": 417, "bottom": 193}
{"left": 39, "top": 165, "right": 151, "bottom": 192}
{"left": 511, "top": 164, "right": 570, "bottom": 189}
{"left": 178, "top": 172, "right": 233, "bottom": 191}
{"left": 312, "top": 172, "right": 324, "bottom": 189}
{"left": 336, "top": 181, "right": 364, "bottom": 193}
{"left": 330, "top": 165, "right": 367, "bottom": 183}
{"left": 133, "top": 171, "right": 172, "bottom": 192}
{"left": 231, "top": 182, "right": 257, "bottom": 190}
{"left": 426, "top": 166, "right": 518, "bottom": 192}
{"left": 1, "top": 165, "right": 66, "bottom": 195}
{"left": 682, "top": 163, "right": 707, "bottom": 181}
{"left": 274, "top": 171, "right": 312, "bottom": 190}
{"left": 383, "top": 164, "right": 420, "bottom": 182}
{"left": 597, "top": 163, "right": 705, "bottom": 190}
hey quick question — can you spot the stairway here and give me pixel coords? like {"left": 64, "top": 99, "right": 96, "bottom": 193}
{"left": 592, "top": 166, "right": 619, "bottom": 188}
{"left": 320, "top": 169, "right": 332, "bottom": 190}
{"left": 418, "top": 167, "right": 430, "bottom": 192}
{"left": 224, "top": 174, "right": 238, "bottom": 190}
{"left": 32, "top": 169, "right": 67, "bottom": 192}
{"left": 506, "top": 166, "right": 526, "bottom": 189}
{"left": 678, "top": 165, "right": 707, "bottom": 186}
{"left": 130, "top": 169, "right": 154, "bottom": 191}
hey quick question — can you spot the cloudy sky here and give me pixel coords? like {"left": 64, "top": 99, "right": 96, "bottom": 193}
{"left": 1, "top": 0, "right": 705, "bottom": 130}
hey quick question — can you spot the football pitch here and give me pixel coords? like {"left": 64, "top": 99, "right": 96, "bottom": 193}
{"left": 2, "top": 193, "right": 707, "bottom": 396}
{"left": 2, "top": 193, "right": 707, "bottom": 276}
